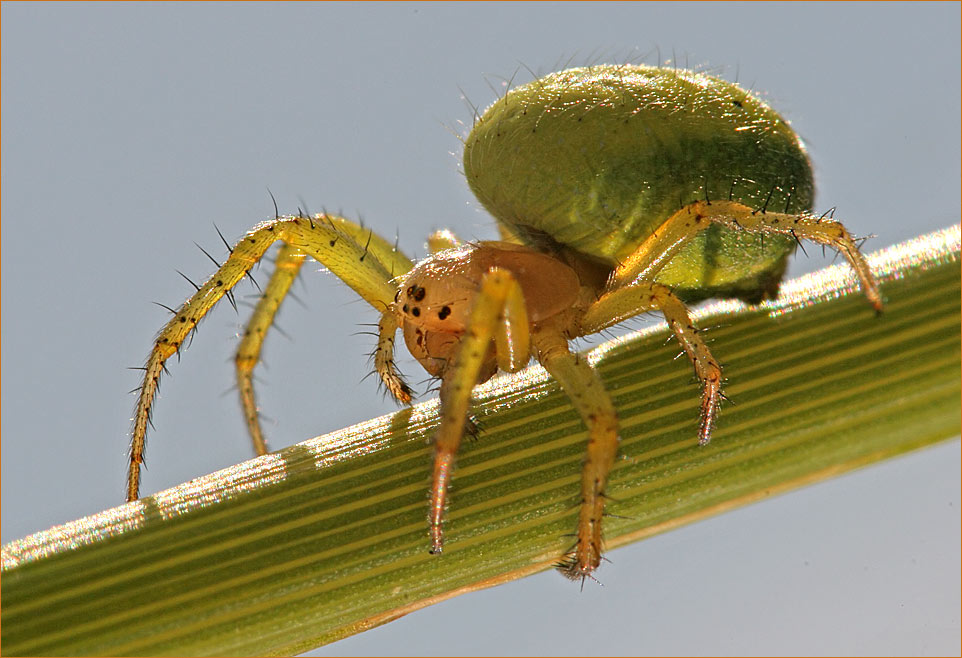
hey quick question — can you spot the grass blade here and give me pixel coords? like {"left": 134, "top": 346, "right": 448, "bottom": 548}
{"left": 2, "top": 226, "right": 960, "bottom": 656}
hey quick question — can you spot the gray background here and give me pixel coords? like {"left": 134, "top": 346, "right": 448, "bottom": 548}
{"left": 2, "top": 2, "right": 959, "bottom": 655}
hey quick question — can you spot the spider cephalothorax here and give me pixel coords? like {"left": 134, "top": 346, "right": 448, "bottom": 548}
{"left": 127, "top": 64, "right": 881, "bottom": 579}
{"left": 396, "top": 241, "right": 583, "bottom": 376}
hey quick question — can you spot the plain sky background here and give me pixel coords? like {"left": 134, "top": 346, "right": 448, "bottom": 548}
{"left": 2, "top": 2, "right": 960, "bottom": 655}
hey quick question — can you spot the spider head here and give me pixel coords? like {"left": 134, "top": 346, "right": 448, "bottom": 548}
{"left": 393, "top": 244, "right": 478, "bottom": 377}
{"left": 392, "top": 241, "right": 582, "bottom": 380}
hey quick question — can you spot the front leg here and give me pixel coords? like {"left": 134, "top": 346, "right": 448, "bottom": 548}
{"left": 128, "top": 213, "right": 410, "bottom": 502}
{"left": 428, "top": 268, "right": 530, "bottom": 554}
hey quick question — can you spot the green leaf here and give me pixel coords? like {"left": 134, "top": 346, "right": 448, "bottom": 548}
{"left": 3, "top": 226, "right": 960, "bottom": 657}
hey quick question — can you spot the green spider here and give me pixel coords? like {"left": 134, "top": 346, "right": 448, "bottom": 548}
{"left": 128, "top": 64, "right": 881, "bottom": 579}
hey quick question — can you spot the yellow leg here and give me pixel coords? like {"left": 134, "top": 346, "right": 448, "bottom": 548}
{"left": 610, "top": 200, "right": 882, "bottom": 311}
{"left": 429, "top": 268, "right": 530, "bottom": 554}
{"left": 493, "top": 275, "right": 530, "bottom": 373}
{"left": 324, "top": 214, "right": 413, "bottom": 281}
{"left": 582, "top": 281, "right": 723, "bottom": 446}
{"left": 532, "top": 327, "right": 619, "bottom": 579}
{"left": 234, "top": 243, "right": 307, "bottom": 456}
{"left": 128, "top": 214, "right": 413, "bottom": 502}
{"left": 375, "top": 312, "right": 412, "bottom": 403}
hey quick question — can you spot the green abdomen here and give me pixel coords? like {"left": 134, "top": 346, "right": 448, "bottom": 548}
{"left": 463, "top": 65, "right": 814, "bottom": 301}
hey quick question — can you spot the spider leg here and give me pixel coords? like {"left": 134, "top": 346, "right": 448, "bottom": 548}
{"left": 374, "top": 312, "right": 412, "bottom": 403}
{"left": 312, "top": 214, "right": 414, "bottom": 402}
{"left": 429, "top": 268, "right": 530, "bottom": 554}
{"left": 128, "top": 213, "right": 413, "bottom": 502}
{"left": 234, "top": 216, "right": 418, "bottom": 456}
{"left": 235, "top": 243, "right": 307, "bottom": 456}
{"left": 321, "top": 214, "right": 414, "bottom": 280}
{"left": 581, "top": 281, "right": 723, "bottom": 446}
{"left": 531, "top": 326, "right": 618, "bottom": 579}
{"left": 609, "top": 199, "right": 882, "bottom": 311}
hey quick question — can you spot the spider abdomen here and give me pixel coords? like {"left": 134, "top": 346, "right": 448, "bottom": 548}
{"left": 463, "top": 64, "right": 813, "bottom": 302}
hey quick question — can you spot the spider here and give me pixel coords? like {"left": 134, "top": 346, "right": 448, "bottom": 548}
{"left": 127, "top": 64, "right": 881, "bottom": 579}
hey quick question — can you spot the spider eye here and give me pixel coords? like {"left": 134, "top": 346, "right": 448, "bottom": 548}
{"left": 413, "top": 287, "right": 426, "bottom": 302}
{"left": 402, "top": 304, "right": 410, "bottom": 313}
{"left": 412, "top": 307, "right": 421, "bottom": 317}
{"left": 438, "top": 305, "right": 451, "bottom": 320}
